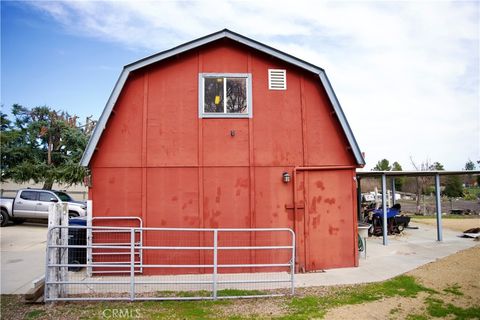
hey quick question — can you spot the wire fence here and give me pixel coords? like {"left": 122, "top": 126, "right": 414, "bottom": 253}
{"left": 45, "top": 225, "right": 295, "bottom": 302}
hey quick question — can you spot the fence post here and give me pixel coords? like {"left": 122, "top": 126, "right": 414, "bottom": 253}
{"left": 130, "top": 229, "right": 136, "bottom": 301}
{"left": 46, "top": 203, "right": 63, "bottom": 300}
{"left": 45, "top": 204, "right": 56, "bottom": 300}
{"left": 59, "top": 203, "right": 69, "bottom": 297}
{"left": 86, "top": 200, "right": 93, "bottom": 277}
{"left": 213, "top": 229, "right": 218, "bottom": 300}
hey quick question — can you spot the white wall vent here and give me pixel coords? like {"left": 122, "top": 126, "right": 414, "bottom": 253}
{"left": 268, "top": 69, "right": 287, "bottom": 90}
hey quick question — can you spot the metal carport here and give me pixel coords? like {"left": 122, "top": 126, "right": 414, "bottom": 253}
{"left": 356, "top": 170, "right": 480, "bottom": 245}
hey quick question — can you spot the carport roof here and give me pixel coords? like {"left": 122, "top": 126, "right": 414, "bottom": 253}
{"left": 80, "top": 29, "right": 365, "bottom": 167}
{"left": 356, "top": 170, "right": 480, "bottom": 177}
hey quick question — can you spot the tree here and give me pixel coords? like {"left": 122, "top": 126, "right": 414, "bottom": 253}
{"left": 1, "top": 104, "right": 91, "bottom": 189}
{"left": 391, "top": 161, "right": 405, "bottom": 191}
{"left": 464, "top": 160, "right": 476, "bottom": 171}
{"left": 373, "top": 159, "right": 391, "bottom": 171}
{"left": 410, "top": 157, "right": 445, "bottom": 213}
{"left": 430, "top": 162, "right": 444, "bottom": 171}
{"left": 371, "top": 159, "right": 405, "bottom": 190}
{"left": 464, "top": 159, "right": 477, "bottom": 187}
{"left": 443, "top": 175, "right": 463, "bottom": 198}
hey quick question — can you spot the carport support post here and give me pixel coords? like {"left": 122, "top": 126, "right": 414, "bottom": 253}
{"left": 435, "top": 174, "right": 443, "bottom": 241}
{"left": 391, "top": 178, "right": 396, "bottom": 205}
{"left": 357, "top": 177, "right": 362, "bottom": 221}
{"left": 381, "top": 174, "right": 388, "bottom": 245}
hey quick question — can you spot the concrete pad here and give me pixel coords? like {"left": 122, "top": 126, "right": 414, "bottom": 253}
{"left": 0, "top": 223, "right": 48, "bottom": 294}
{"left": 296, "top": 221, "right": 479, "bottom": 287}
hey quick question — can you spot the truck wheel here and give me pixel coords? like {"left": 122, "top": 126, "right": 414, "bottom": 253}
{"left": 1, "top": 209, "right": 9, "bottom": 227}
{"left": 69, "top": 211, "right": 79, "bottom": 218}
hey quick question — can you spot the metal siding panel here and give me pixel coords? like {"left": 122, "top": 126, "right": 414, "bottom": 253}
{"left": 146, "top": 168, "right": 200, "bottom": 227}
{"left": 144, "top": 168, "right": 200, "bottom": 275}
{"left": 254, "top": 167, "right": 295, "bottom": 272}
{"left": 201, "top": 43, "right": 248, "bottom": 73}
{"left": 203, "top": 119, "right": 249, "bottom": 166}
{"left": 251, "top": 56, "right": 304, "bottom": 166}
{"left": 146, "top": 52, "right": 198, "bottom": 166}
{"left": 203, "top": 167, "right": 251, "bottom": 273}
{"left": 91, "top": 168, "right": 142, "bottom": 217}
{"left": 90, "top": 74, "right": 144, "bottom": 168}
{"left": 304, "top": 73, "right": 356, "bottom": 165}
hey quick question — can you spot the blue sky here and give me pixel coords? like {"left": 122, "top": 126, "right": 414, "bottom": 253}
{"left": 1, "top": 1, "right": 142, "bottom": 122}
{"left": 1, "top": 0, "right": 479, "bottom": 170}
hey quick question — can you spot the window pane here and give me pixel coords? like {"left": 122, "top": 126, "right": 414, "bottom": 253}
{"left": 54, "top": 191, "right": 72, "bottom": 201}
{"left": 204, "top": 78, "right": 224, "bottom": 113}
{"left": 20, "top": 191, "right": 37, "bottom": 200}
{"left": 226, "top": 78, "right": 247, "bottom": 113}
{"left": 39, "top": 192, "right": 54, "bottom": 202}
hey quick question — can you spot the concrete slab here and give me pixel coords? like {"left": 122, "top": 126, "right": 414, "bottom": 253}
{"left": 296, "top": 221, "right": 479, "bottom": 287}
{"left": 0, "top": 223, "right": 48, "bottom": 294}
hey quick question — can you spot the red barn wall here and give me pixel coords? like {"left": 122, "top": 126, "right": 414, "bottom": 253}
{"left": 89, "top": 39, "right": 358, "bottom": 273}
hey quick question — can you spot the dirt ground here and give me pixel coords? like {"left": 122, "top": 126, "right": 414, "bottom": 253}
{"left": 411, "top": 217, "right": 480, "bottom": 232}
{"left": 324, "top": 245, "right": 480, "bottom": 320}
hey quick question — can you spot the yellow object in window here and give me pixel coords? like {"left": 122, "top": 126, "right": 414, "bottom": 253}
{"left": 215, "top": 95, "right": 220, "bottom": 105}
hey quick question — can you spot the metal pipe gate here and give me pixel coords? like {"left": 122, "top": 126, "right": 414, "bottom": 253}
{"left": 45, "top": 226, "right": 295, "bottom": 302}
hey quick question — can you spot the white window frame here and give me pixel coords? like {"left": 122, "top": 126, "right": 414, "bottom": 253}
{"left": 198, "top": 73, "right": 252, "bottom": 118}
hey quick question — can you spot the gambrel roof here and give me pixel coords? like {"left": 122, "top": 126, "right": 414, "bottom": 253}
{"left": 81, "top": 29, "right": 365, "bottom": 166}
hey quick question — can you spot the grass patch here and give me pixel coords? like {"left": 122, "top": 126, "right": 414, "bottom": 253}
{"left": 443, "top": 284, "right": 464, "bottom": 296}
{"left": 217, "top": 289, "right": 266, "bottom": 297}
{"left": 150, "top": 299, "right": 229, "bottom": 319}
{"left": 282, "top": 275, "right": 433, "bottom": 319}
{"left": 152, "top": 289, "right": 266, "bottom": 299}
{"left": 426, "top": 297, "right": 480, "bottom": 319}
{"left": 25, "top": 309, "right": 47, "bottom": 319}
{"left": 406, "top": 314, "right": 428, "bottom": 320}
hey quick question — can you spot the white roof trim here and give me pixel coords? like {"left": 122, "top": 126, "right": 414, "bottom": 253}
{"left": 81, "top": 29, "right": 365, "bottom": 166}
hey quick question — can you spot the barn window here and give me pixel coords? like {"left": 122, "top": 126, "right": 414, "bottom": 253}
{"left": 199, "top": 73, "right": 252, "bottom": 118}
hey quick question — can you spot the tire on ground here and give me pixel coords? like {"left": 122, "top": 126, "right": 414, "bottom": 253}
{"left": 1, "top": 209, "right": 9, "bottom": 227}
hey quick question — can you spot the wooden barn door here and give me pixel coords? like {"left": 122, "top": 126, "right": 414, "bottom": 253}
{"left": 304, "top": 170, "right": 356, "bottom": 271}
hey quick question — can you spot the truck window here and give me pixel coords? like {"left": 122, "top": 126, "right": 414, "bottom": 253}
{"left": 53, "top": 191, "right": 72, "bottom": 202}
{"left": 20, "top": 191, "right": 38, "bottom": 201}
{"left": 39, "top": 192, "right": 56, "bottom": 202}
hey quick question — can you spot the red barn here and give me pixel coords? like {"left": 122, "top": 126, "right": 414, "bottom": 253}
{"left": 81, "top": 29, "right": 365, "bottom": 273}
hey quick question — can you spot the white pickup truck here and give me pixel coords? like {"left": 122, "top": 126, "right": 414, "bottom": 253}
{"left": 0, "top": 189, "right": 87, "bottom": 227}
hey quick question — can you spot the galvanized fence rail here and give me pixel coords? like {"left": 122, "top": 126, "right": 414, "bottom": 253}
{"left": 45, "top": 225, "right": 295, "bottom": 302}
{"left": 89, "top": 217, "right": 144, "bottom": 276}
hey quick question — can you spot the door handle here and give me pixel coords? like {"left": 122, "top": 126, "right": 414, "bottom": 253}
{"left": 17, "top": 201, "right": 23, "bottom": 204}
{"left": 37, "top": 203, "right": 42, "bottom": 205}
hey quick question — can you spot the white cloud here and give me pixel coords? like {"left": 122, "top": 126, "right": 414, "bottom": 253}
{"left": 26, "top": 0, "right": 480, "bottom": 170}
